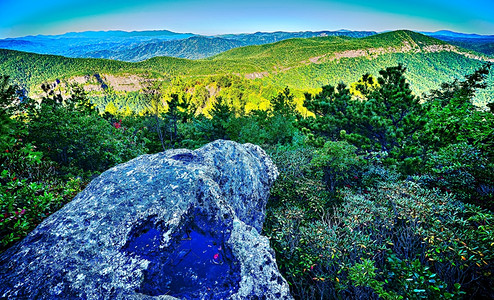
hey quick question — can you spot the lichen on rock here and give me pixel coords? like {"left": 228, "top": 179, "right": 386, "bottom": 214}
{"left": 0, "top": 140, "right": 292, "bottom": 299}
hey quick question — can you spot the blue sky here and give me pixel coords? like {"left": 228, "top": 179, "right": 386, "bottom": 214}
{"left": 0, "top": 0, "right": 493, "bottom": 38}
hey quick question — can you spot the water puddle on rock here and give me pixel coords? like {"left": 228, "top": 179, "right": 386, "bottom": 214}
{"left": 124, "top": 222, "right": 240, "bottom": 298}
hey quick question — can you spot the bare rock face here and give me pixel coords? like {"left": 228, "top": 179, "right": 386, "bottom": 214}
{"left": 0, "top": 140, "right": 292, "bottom": 299}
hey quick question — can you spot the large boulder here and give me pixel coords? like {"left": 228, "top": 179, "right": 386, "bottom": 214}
{"left": 0, "top": 140, "right": 292, "bottom": 299}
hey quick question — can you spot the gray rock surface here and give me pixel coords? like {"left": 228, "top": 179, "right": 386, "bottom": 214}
{"left": 0, "top": 140, "right": 292, "bottom": 299}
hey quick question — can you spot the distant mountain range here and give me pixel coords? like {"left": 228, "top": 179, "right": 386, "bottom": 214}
{"left": 217, "top": 30, "right": 376, "bottom": 45}
{"left": 0, "top": 30, "right": 378, "bottom": 61}
{"left": 1, "top": 29, "right": 492, "bottom": 61}
{"left": 84, "top": 36, "right": 246, "bottom": 61}
{"left": 0, "top": 30, "right": 194, "bottom": 60}
{"left": 420, "top": 30, "right": 494, "bottom": 56}
{"left": 1, "top": 29, "right": 493, "bottom": 62}
{"left": 421, "top": 30, "right": 494, "bottom": 39}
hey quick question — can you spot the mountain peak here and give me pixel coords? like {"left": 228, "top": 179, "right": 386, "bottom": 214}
{"left": 365, "top": 30, "right": 446, "bottom": 47}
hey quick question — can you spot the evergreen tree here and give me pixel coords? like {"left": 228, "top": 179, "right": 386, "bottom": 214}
{"left": 426, "top": 62, "right": 491, "bottom": 106}
{"left": 0, "top": 76, "right": 20, "bottom": 149}
{"left": 141, "top": 80, "right": 167, "bottom": 151}
{"left": 423, "top": 63, "right": 493, "bottom": 158}
{"left": 349, "top": 65, "right": 426, "bottom": 166}
{"left": 166, "top": 93, "right": 180, "bottom": 145}
{"left": 26, "top": 83, "right": 146, "bottom": 176}
{"left": 302, "top": 82, "right": 355, "bottom": 142}
{"left": 165, "top": 93, "right": 194, "bottom": 147}
{"left": 268, "top": 87, "right": 298, "bottom": 144}
{"left": 349, "top": 73, "right": 379, "bottom": 99}
{"left": 209, "top": 96, "right": 233, "bottom": 140}
{"left": 271, "top": 86, "right": 296, "bottom": 116}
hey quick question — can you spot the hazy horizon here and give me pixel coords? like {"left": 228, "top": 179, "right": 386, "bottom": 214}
{"left": 1, "top": 0, "right": 493, "bottom": 39}
{"left": 2, "top": 28, "right": 491, "bottom": 40}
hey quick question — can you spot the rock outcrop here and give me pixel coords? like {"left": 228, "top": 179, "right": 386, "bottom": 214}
{"left": 0, "top": 140, "right": 292, "bottom": 299}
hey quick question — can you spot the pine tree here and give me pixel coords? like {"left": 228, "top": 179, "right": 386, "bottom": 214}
{"left": 302, "top": 82, "right": 355, "bottom": 141}
{"left": 141, "top": 80, "right": 167, "bottom": 151}
{"left": 423, "top": 63, "right": 494, "bottom": 158}
{"left": 271, "top": 86, "right": 296, "bottom": 116}
{"left": 209, "top": 96, "right": 233, "bottom": 140}
{"left": 351, "top": 64, "right": 426, "bottom": 159}
{"left": 0, "top": 76, "right": 20, "bottom": 149}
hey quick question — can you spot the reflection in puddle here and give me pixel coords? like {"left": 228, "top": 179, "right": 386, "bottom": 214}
{"left": 124, "top": 224, "right": 240, "bottom": 298}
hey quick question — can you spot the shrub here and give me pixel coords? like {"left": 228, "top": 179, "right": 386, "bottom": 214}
{"left": 0, "top": 170, "right": 83, "bottom": 252}
{"left": 360, "top": 151, "right": 400, "bottom": 188}
{"left": 310, "top": 140, "right": 364, "bottom": 192}
{"left": 26, "top": 86, "right": 147, "bottom": 177}
{"left": 422, "top": 142, "right": 494, "bottom": 208}
{"left": 266, "top": 180, "right": 494, "bottom": 299}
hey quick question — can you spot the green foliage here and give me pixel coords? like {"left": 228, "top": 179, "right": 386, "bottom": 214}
{"left": 423, "top": 63, "right": 494, "bottom": 158}
{"left": 0, "top": 76, "right": 55, "bottom": 182}
{"left": 267, "top": 87, "right": 299, "bottom": 144}
{"left": 213, "top": 30, "right": 437, "bottom": 72}
{"left": 384, "top": 256, "right": 461, "bottom": 299}
{"left": 165, "top": 93, "right": 192, "bottom": 146}
{"left": 426, "top": 62, "right": 491, "bottom": 103}
{"left": 310, "top": 141, "right": 363, "bottom": 192}
{"left": 228, "top": 111, "right": 269, "bottom": 145}
{"left": 267, "top": 143, "right": 328, "bottom": 213}
{"left": 209, "top": 96, "right": 233, "bottom": 140}
{"left": 0, "top": 49, "right": 138, "bottom": 93}
{"left": 1, "top": 54, "right": 493, "bottom": 300}
{"left": 183, "top": 87, "right": 300, "bottom": 146}
{"left": 348, "top": 258, "right": 402, "bottom": 300}
{"left": 350, "top": 65, "right": 426, "bottom": 164}
{"left": 137, "top": 85, "right": 195, "bottom": 152}
{"left": 303, "top": 65, "right": 429, "bottom": 174}
{"left": 443, "top": 39, "right": 494, "bottom": 56}
{"left": 266, "top": 177, "right": 494, "bottom": 299}
{"left": 418, "top": 63, "right": 494, "bottom": 206}
{"left": 423, "top": 99, "right": 494, "bottom": 157}
{"left": 302, "top": 82, "right": 355, "bottom": 143}
{"left": 0, "top": 76, "right": 86, "bottom": 252}
{"left": 139, "top": 80, "right": 168, "bottom": 152}
{"left": 350, "top": 73, "right": 380, "bottom": 99}
{"left": 418, "top": 143, "right": 494, "bottom": 207}
{"left": 0, "top": 170, "right": 83, "bottom": 252}
{"left": 25, "top": 84, "right": 147, "bottom": 176}
{"left": 265, "top": 77, "right": 494, "bottom": 298}
{"left": 2, "top": 30, "right": 492, "bottom": 108}
{"left": 271, "top": 86, "right": 296, "bottom": 116}
{"left": 0, "top": 76, "right": 23, "bottom": 150}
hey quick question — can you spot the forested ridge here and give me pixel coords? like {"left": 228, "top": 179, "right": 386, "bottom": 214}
{"left": 1, "top": 30, "right": 493, "bottom": 105}
{"left": 0, "top": 29, "right": 376, "bottom": 62}
{"left": 1, "top": 29, "right": 494, "bottom": 299}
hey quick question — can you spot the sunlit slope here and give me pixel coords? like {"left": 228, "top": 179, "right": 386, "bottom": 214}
{"left": 0, "top": 30, "right": 491, "bottom": 102}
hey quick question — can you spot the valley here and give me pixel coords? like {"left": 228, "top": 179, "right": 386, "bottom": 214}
{"left": 1, "top": 30, "right": 492, "bottom": 110}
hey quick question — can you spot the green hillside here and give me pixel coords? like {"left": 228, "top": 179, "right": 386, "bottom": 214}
{"left": 363, "top": 30, "right": 448, "bottom": 46}
{"left": 208, "top": 36, "right": 354, "bottom": 66}
{"left": 267, "top": 51, "right": 490, "bottom": 95}
{"left": 0, "top": 30, "right": 492, "bottom": 104}
{"left": 0, "top": 49, "right": 138, "bottom": 89}
{"left": 209, "top": 30, "right": 448, "bottom": 69}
